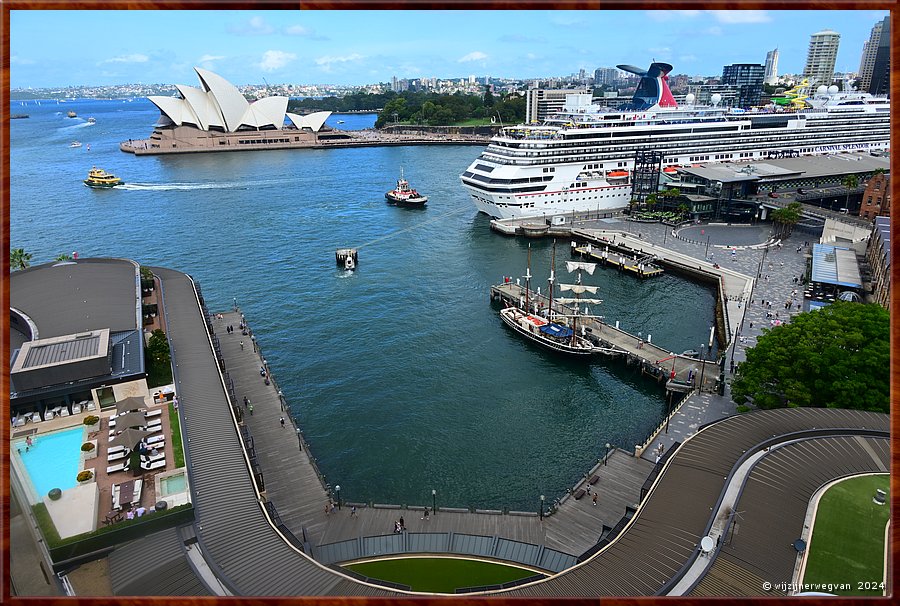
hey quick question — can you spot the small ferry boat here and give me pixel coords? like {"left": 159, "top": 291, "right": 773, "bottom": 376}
{"left": 67, "top": 110, "right": 77, "bottom": 118}
{"left": 83, "top": 167, "right": 124, "bottom": 188}
{"left": 337, "top": 120, "right": 345, "bottom": 124}
{"left": 385, "top": 168, "right": 427, "bottom": 206}
{"left": 69, "top": 141, "right": 82, "bottom": 148}
{"left": 87, "top": 117, "right": 96, "bottom": 124}
{"left": 10, "top": 114, "right": 29, "bottom": 119}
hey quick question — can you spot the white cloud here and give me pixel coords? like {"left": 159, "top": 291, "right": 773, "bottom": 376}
{"left": 198, "top": 54, "right": 225, "bottom": 63}
{"left": 679, "top": 54, "right": 698, "bottom": 63}
{"left": 707, "top": 10, "right": 771, "bottom": 24}
{"left": 258, "top": 50, "right": 297, "bottom": 72}
{"left": 315, "top": 53, "right": 364, "bottom": 66}
{"left": 231, "top": 16, "right": 275, "bottom": 35}
{"left": 705, "top": 26, "right": 723, "bottom": 36}
{"left": 458, "top": 51, "right": 488, "bottom": 63}
{"left": 525, "top": 53, "right": 539, "bottom": 60}
{"left": 645, "top": 10, "right": 700, "bottom": 22}
{"left": 102, "top": 53, "right": 149, "bottom": 64}
{"left": 10, "top": 55, "right": 35, "bottom": 65}
{"left": 284, "top": 24, "right": 326, "bottom": 39}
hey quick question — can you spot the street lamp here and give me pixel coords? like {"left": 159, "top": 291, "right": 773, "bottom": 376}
{"left": 699, "top": 345, "right": 707, "bottom": 392}
{"left": 296, "top": 428, "right": 302, "bottom": 451}
{"left": 432, "top": 489, "right": 436, "bottom": 515}
{"left": 604, "top": 442, "right": 611, "bottom": 465}
{"left": 540, "top": 495, "right": 545, "bottom": 521}
{"left": 335, "top": 485, "right": 341, "bottom": 510}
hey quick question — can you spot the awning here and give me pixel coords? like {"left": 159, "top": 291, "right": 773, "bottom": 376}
{"left": 115, "top": 396, "right": 148, "bottom": 415}
{"left": 114, "top": 411, "right": 149, "bottom": 431}
{"left": 540, "top": 323, "right": 573, "bottom": 338}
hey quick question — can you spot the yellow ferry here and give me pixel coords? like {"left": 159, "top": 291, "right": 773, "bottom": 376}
{"left": 83, "top": 167, "right": 124, "bottom": 188}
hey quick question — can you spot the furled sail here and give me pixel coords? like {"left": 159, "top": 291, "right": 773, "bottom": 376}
{"left": 566, "top": 261, "right": 597, "bottom": 274}
{"left": 556, "top": 297, "right": 604, "bottom": 304}
{"left": 559, "top": 284, "right": 598, "bottom": 294}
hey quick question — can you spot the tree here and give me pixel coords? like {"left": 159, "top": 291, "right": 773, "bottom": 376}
{"left": 483, "top": 85, "right": 494, "bottom": 108}
{"left": 10, "top": 248, "right": 32, "bottom": 271}
{"left": 731, "top": 302, "right": 889, "bottom": 412}
{"left": 147, "top": 329, "right": 171, "bottom": 367}
{"left": 841, "top": 174, "right": 859, "bottom": 211}
{"left": 55, "top": 253, "right": 72, "bottom": 261}
{"left": 771, "top": 202, "right": 801, "bottom": 238}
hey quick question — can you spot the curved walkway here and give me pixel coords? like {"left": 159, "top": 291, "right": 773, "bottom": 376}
{"left": 119, "top": 270, "right": 889, "bottom": 601}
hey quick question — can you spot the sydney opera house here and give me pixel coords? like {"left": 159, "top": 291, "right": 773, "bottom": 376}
{"left": 121, "top": 68, "right": 342, "bottom": 155}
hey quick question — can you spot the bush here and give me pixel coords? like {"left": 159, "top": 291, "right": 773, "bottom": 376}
{"left": 48, "top": 488, "right": 62, "bottom": 500}
{"left": 81, "top": 442, "right": 95, "bottom": 452}
{"left": 736, "top": 405, "right": 751, "bottom": 413}
{"left": 83, "top": 415, "right": 99, "bottom": 426}
{"left": 76, "top": 470, "right": 93, "bottom": 482}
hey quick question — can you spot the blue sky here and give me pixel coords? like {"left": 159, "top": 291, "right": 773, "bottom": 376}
{"left": 10, "top": 9, "right": 889, "bottom": 88}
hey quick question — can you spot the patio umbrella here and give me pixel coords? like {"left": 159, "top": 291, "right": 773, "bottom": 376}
{"left": 109, "top": 428, "right": 153, "bottom": 451}
{"left": 115, "top": 396, "right": 147, "bottom": 415}
{"left": 114, "top": 411, "right": 148, "bottom": 431}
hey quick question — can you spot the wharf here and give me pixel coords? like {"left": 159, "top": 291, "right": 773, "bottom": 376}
{"left": 490, "top": 282, "right": 718, "bottom": 393}
{"left": 572, "top": 243, "right": 663, "bottom": 278}
{"left": 212, "top": 310, "right": 656, "bottom": 562}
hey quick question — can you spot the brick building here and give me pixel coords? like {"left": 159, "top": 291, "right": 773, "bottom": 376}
{"left": 859, "top": 172, "right": 890, "bottom": 220}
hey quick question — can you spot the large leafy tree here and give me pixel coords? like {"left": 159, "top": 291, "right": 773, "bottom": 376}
{"left": 731, "top": 302, "right": 889, "bottom": 412}
{"left": 841, "top": 174, "right": 859, "bottom": 211}
{"left": 771, "top": 202, "right": 801, "bottom": 238}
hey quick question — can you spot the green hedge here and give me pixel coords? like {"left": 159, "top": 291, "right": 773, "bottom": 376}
{"left": 169, "top": 402, "right": 185, "bottom": 468}
{"left": 34, "top": 501, "right": 194, "bottom": 564}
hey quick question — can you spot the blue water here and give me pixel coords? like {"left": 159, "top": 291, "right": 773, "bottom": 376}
{"left": 15, "top": 427, "right": 86, "bottom": 498}
{"left": 10, "top": 99, "right": 717, "bottom": 510}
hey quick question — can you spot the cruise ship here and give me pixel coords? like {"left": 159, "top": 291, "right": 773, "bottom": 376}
{"left": 460, "top": 62, "right": 890, "bottom": 219}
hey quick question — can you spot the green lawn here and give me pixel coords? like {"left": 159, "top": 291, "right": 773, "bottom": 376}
{"left": 168, "top": 402, "right": 184, "bottom": 468}
{"left": 802, "top": 474, "right": 889, "bottom": 596}
{"left": 345, "top": 557, "right": 541, "bottom": 593}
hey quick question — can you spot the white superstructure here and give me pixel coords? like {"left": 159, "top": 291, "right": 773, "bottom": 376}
{"left": 461, "top": 62, "right": 889, "bottom": 219}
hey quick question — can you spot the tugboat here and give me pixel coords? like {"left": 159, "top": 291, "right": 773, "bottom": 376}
{"left": 385, "top": 168, "right": 427, "bottom": 207}
{"left": 66, "top": 110, "right": 77, "bottom": 118}
{"left": 69, "top": 141, "right": 83, "bottom": 148}
{"left": 83, "top": 167, "right": 124, "bottom": 188}
{"left": 87, "top": 117, "right": 96, "bottom": 124}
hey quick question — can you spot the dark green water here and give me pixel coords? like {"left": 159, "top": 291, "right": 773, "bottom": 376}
{"left": 11, "top": 100, "right": 717, "bottom": 510}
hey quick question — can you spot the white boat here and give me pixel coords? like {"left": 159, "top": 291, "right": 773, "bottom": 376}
{"left": 69, "top": 141, "right": 82, "bottom": 148}
{"left": 499, "top": 242, "right": 597, "bottom": 356}
{"left": 385, "top": 168, "right": 428, "bottom": 206}
{"left": 461, "top": 61, "right": 890, "bottom": 219}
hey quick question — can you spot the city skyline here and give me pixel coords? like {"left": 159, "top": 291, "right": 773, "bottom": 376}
{"left": 10, "top": 9, "right": 889, "bottom": 89}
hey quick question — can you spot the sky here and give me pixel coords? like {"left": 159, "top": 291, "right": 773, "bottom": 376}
{"left": 9, "top": 9, "right": 890, "bottom": 88}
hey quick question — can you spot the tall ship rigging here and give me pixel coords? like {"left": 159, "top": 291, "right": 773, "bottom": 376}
{"left": 461, "top": 61, "right": 890, "bottom": 219}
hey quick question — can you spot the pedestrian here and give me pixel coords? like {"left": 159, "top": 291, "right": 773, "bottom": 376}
{"left": 422, "top": 507, "right": 429, "bottom": 520}
{"left": 240, "top": 340, "right": 244, "bottom": 350}
{"left": 325, "top": 502, "right": 330, "bottom": 516}
{"left": 592, "top": 493, "right": 598, "bottom": 506}
{"left": 749, "top": 321, "right": 753, "bottom": 329}
{"left": 248, "top": 403, "right": 254, "bottom": 416}
{"left": 399, "top": 516, "right": 405, "bottom": 531}
{"left": 394, "top": 521, "right": 401, "bottom": 533}
{"left": 243, "top": 396, "right": 249, "bottom": 408}
{"left": 351, "top": 505, "right": 357, "bottom": 518}
{"left": 280, "top": 416, "right": 285, "bottom": 428}
{"left": 330, "top": 501, "right": 336, "bottom": 514}
{"left": 586, "top": 483, "right": 592, "bottom": 495}
{"left": 173, "top": 395, "right": 179, "bottom": 410}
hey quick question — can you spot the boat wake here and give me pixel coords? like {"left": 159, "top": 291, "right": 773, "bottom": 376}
{"left": 119, "top": 181, "right": 251, "bottom": 191}
{"left": 59, "top": 122, "right": 95, "bottom": 130}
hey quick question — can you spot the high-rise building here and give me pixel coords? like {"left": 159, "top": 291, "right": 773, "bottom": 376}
{"left": 857, "top": 19, "right": 884, "bottom": 91}
{"left": 868, "top": 17, "right": 890, "bottom": 96}
{"left": 803, "top": 29, "right": 841, "bottom": 86}
{"left": 391, "top": 76, "right": 398, "bottom": 92}
{"left": 593, "top": 67, "right": 620, "bottom": 87}
{"left": 525, "top": 88, "right": 589, "bottom": 123}
{"left": 721, "top": 63, "right": 765, "bottom": 107}
{"left": 764, "top": 48, "right": 779, "bottom": 85}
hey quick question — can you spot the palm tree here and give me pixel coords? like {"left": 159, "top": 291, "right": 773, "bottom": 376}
{"left": 10, "top": 248, "right": 32, "bottom": 271}
{"left": 55, "top": 253, "right": 73, "bottom": 261}
{"left": 841, "top": 174, "right": 859, "bottom": 212}
{"left": 771, "top": 202, "right": 802, "bottom": 238}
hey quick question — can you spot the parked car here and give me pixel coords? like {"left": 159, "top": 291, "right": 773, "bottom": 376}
{"left": 768, "top": 192, "right": 779, "bottom": 198}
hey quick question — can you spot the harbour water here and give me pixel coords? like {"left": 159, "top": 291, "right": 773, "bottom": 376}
{"left": 10, "top": 99, "right": 717, "bottom": 510}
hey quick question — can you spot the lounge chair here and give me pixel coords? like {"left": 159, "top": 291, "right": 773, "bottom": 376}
{"left": 146, "top": 435, "right": 165, "bottom": 445}
{"left": 144, "top": 409, "right": 163, "bottom": 419}
{"left": 43, "top": 410, "right": 55, "bottom": 422}
{"left": 140, "top": 452, "right": 165, "bottom": 464}
{"left": 108, "top": 451, "right": 128, "bottom": 462}
{"left": 12, "top": 416, "right": 26, "bottom": 427}
{"left": 86, "top": 401, "right": 96, "bottom": 411}
{"left": 31, "top": 412, "right": 41, "bottom": 423}
{"left": 107, "top": 462, "right": 130, "bottom": 474}
{"left": 141, "top": 458, "right": 166, "bottom": 471}
{"left": 59, "top": 407, "right": 70, "bottom": 417}
{"left": 72, "top": 402, "right": 82, "bottom": 414}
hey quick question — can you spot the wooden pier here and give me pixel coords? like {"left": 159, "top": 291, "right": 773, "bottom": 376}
{"left": 489, "top": 282, "right": 718, "bottom": 393}
{"left": 572, "top": 243, "right": 663, "bottom": 278}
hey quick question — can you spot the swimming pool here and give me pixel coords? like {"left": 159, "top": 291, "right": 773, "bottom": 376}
{"left": 159, "top": 472, "right": 186, "bottom": 496}
{"left": 14, "top": 426, "right": 85, "bottom": 500}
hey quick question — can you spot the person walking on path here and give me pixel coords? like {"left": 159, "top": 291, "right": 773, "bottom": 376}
{"left": 240, "top": 340, "right": 244, "bottom": 351}
{"left": 243, "top": 396, "right": 249, "bottom": 409}
{"left": 422, "top": 507, "right": 429, "bottom": 521}
{"left": 325, "top": 502, "right": 330, "bottom": 516}
{"left": 592, "top": 493, "right": 598, "bottom": 506}
{"left": 280, "top": 416, "right": 285, "bottom": 428}
{"left": 248, "top": 403, "right": 254, "bottom": 416}
{"left": 399, "top": 516, "right": 405, "bottom": 531}
{"left": 351, "top": 506, "right": 357, "bottom": 518}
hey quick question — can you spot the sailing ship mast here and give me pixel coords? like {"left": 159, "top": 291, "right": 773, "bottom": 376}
{"left": 558, "top": 260, "right": 602, "bottom": 346}
{"left": 524, "top": 244, "right": 532, "bottom": 314}
{"left": 548, "top": 240, "right": 556, "bottom": 322}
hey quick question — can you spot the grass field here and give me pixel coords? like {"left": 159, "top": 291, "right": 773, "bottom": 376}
{"left": 802, "top": 474, "right": 889, "bottom": 596}
{"left": 345, "top": 557, "right": 541, "bottom": 593}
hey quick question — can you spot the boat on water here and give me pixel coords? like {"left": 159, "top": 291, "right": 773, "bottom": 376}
{"left": 87, "top": 117, "right": 96, "bottom": 124}
{"left": 385, "top": 168, "right": 428, "bottom": 206}
{"left": 461, "top": 60, "right": 890, "bottom": 219}
{"left": 67, "top": 110, "right": 77, "bottom": 118}
{"left": 499, "top": 243, "right": 598, "bottom": 356}
{"left": 69, "top": 141, "right": 82, "bottom": 148}
{"left": 83, "top": 167, "right": 124, "bottom": 188}
{"left": 337, "top": 120, "right": 345, "bottom": 124}
{"left": 11, "top": 114, "right": 29, "bottom": 119}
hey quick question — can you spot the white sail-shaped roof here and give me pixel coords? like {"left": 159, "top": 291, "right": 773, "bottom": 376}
{"left": 194, "top": 67, "right": 250, "bottom": 132}
{"left": 175, "top": 84, "right": 224, "bottom": 130}
{"left": 148, "top": 96, "right": 196, "bottom": 127}
{"left": 286, "top": 111, "right": 331, "bottom": 132}
{"left": 239, "top": 96, "right": 289, "bottom": 129}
